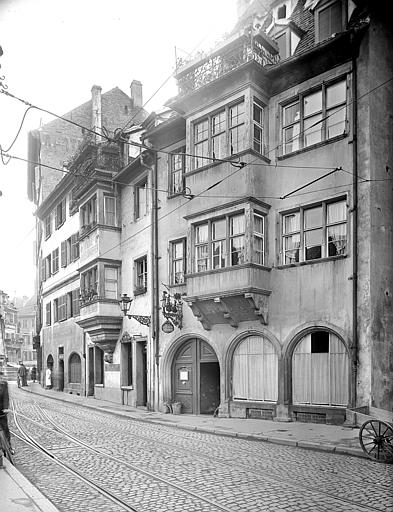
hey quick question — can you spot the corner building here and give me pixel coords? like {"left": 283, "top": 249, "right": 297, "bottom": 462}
{"left": 141, "top": 0, "right": 393, "bottom": 424}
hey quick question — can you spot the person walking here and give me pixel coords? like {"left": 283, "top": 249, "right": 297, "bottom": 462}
{"left": 0, "top": 370, "right": 15, "bottom": 454}
{"left": 31, "top": 366, "right": 37, "bottom": 383}
{"left": 45, "top": 367, "right": 52, "bottom": 389}
{"left": 17, "top": 362, "right": 28, "bottom": 387}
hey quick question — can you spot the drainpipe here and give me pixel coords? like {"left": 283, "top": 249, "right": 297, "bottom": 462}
{"left": 351, "top": 46, "right": 358, "bottom": 409}
{"left": 151, "top": 152, "right": 160, "bottom": 411}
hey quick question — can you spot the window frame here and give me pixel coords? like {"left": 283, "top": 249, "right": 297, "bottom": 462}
{"left": 104, "top": 266, "right": 119, "bottom": 299}
{"left": 134, "top": 256, "right": 147, "bottom": 294}
{"left": 55, "top": 198, "right": 66, "bottom": 230}
{"left": 281, "top": 76, "right": 348, "bottom": 156}
{"left": 281, "top": 197, "right": 348, "bottom": 265}
{"left": 168, "top": 147, "right": 186, "bottom": 196}
{"left": 44, "top": 214, "right": 52, "bottom": 239}
{"left": 80, "top": 195, "right": 97, "bottom": 230}
{"left": 135, "top": 177, "right": 148, "bottom": 220}
{"left": 45, "top": 302, "right": 51, "bottom": 326}
{"left": 315, "top": 0, "right": 346, "bottom": 43}
{"left": 169, "top": 238, "right": 186, "bottom": 285}
{"left": 104, "top": 195, "right": 116, "bottom": 227}
{"left": 51, "top": 248, "right": 59, "bottom": 274}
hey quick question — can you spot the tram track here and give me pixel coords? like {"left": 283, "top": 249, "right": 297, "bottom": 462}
{"left": 13, "top": 396, "right": 392, "bottom": 512}
{"left": 36, "top": 405, "right": 390, "bottom": 512}
{"left": 11, "top": 399, "right": 239, "bottom": 512}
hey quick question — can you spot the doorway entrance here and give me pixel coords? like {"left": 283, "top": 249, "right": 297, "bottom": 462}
{"left": 58, "top": 359, "right": 64, "bottom": 391}
{"left": 172, "top": 338, "right": 220, "bottom": 414}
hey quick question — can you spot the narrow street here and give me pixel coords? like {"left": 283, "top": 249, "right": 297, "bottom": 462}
{"left": 9, "top": 387, "right": 393, "bottom": 512}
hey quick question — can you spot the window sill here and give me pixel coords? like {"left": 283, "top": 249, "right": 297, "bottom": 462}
{"left": 186, "top": 262, "right": 271, "bottom": 279}
{"left": 55, "top": 221, "right": 65, "bottom": 231}
{"left": 185, "top": 148, "right": 262, "bottom": 177}
{"left": 168, "top": 191, "right": 185, "bottom": 199}
{"left": 168, "top": 282, "right": 187, "bottom": 289}
{"left": 278, "top": 133, "right": 347, "bottom": 160}
{"left": 134, "top": 287, "right": 147, "bottom": 296}
{"left": 121, "top": 386, "right": 134, "bottom": 390}
{"left": 276, "top": 254, "right": 347, "bottom": 269}
{"left": 45, "top": 234, "right": 51, "bottom": 241}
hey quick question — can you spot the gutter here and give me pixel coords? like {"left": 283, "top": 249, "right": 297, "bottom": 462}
{"left": 151, "top": 152, "right": 160, "bottom": 411}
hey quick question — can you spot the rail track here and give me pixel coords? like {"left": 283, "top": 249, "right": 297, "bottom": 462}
{"left": 10, "top": 392, "right": 393, "bottom": 512}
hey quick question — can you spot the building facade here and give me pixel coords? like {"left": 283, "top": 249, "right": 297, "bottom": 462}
{"left": 28, "top": 0, "right": 393, "bottom": 424}
{"left": 0, "top": 290, "right": 21, "bottom": 365}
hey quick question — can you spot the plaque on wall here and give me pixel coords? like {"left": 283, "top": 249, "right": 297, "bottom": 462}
{"left": 179, "top": 370, "right": 189, "bottom": 381}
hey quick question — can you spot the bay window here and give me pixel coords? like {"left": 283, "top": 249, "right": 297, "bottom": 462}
{"left": 282, "top": 198, "right": 347, "bottom": 265}
{"left": 104, "top": 196, "right": 116, "bottom": 226}
{"left": 193, "top": 209, "right": 265, "bottom": 273}
{"left": 104, "top": 267, "right": 118, "bottom": 299}
{"left": 282, "top": 77, "right": 347, "bottom": 155}
{"left": 81, "top": 195, "right": 97, "bottom": 229}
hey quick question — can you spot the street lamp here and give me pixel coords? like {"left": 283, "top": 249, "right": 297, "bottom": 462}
{"left": 118, "top": 294, "right": 151, "bottom": 326}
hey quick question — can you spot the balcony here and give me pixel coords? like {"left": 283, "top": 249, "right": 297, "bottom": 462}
{"left": 175, "top": 31, "right": 279, "bottom": 97}
{"left": 185, "top": 264, "right": 271, "bottom": 330}
{"left": 79, "top": 225, "right": 121, "bottom": 267}
{"left": 76, "top": 296, "right": 122, "bottom": 355}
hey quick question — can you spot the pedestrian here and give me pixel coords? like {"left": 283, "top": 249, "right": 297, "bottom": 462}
{"left": 45, "top": 367, "right": 52, "bottom": 389}
{"left": 0, "top": 370, "right": 15, "bottom": 454}
{"left": 31, "top": 366, "right": 37, "bottom": 383}
{"left": 17, "top": 362, "right": 28, "bottom": 387}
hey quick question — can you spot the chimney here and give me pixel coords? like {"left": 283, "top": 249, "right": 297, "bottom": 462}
{"left": 130, "top": 80, "right": 143, "bottom": 109}
{"left": 91, "top": 85, "right": 102, "bottom": 142}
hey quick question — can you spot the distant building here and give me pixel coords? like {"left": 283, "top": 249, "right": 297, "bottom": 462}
{"left": 0, "top": 290, "right": 21, "bottom": 364}
{"left": 17, "top": 296, "right": 37, "bottom": 364}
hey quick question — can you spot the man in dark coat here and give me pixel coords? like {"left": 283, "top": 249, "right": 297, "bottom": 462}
{"left": 0, "top": 370, "right": 14, "bottom": 454}
{"left": 17, "top": 362, "right": 28, "bottom": 387}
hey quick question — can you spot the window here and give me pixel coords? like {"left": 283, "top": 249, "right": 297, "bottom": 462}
{"left": 69, "top": 353, "right": 82, "bottom": 383}
{"left": 232, "top": 336, "right": 278, "bottom": 402}
{"left": 194, "top": 213, "right": 246, "bottom": 273}
{"left": 44, "top": 215, "right": 51, "bottom": 239}
{"left": 72, "top": 288, "right": 80, "bottom": 317}
{"left": 52, "top": 248, "right": 59, "bottom": 274}
{"left": 53, "top": 298, "right": 58, "bottom": 323}
{"left": 45, "top": 254, "right": 52, "bottom": 279}
{"left": 81, "top": 266, "right": 98, "bottom": 299}
{"left": 135, "top": 256, "right": 147, "bottom": 293}
{"left": 55, "top": 199, "right": 66, "bottom": 229}
{"left": 45, "top": 302, "right": 51, "bottom": 326}
{"left": 135, "top": 178, "right": 148, "bottom": 219}
{"left": 170, "top": 239, "right": 186, "bottom": 285}
{"left": 277, "top": 4, "right": 286, "bottom": 19}
{"left": 282, "top": 198, "right": 347, "bottom": 264}
{"left": 58, "top": 295, "right": 67, "bottom": 322}
{"left": 104, "top": 267, "right": 118, "bottom": 299}
{"left": 282, "top": 78, "right": 347, "bottom": 155}
{"left": 71, "top": 232, "right": 80, "bottom": 261}
{"left": 81, "top": 195, "right": 97, "bottom": 230}
{"left": 193, "top": 101, "right": 246, "bottom": 169}
{"left": 169, "top": 148, "right": 185, "bottom": 195}
{"left": 317, "top": 0, "right": 343, "bottom": 42}
{"left": 104, "top": 196, "right": 116, "bottom": 226}
{"left": 253, "top": 99, "right": 264, "bottom": 154}
{"left": 253, "top": 214, "right": 265, "bottom": 265}
{"left": 292, "top": 330, "right": 348, "bottom": 406}
{"left": 61, "top": 241, "right": 67, "bottom": 267}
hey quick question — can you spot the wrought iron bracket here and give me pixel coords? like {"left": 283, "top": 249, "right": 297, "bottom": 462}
{"left": 126, "top": 314, "right": 151, "bottom": 327}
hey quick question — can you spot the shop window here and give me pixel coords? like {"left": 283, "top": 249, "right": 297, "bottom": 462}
{"left": 232, "top": 336, "right": 278, "bottom": 402}
{"left": 292, "top": 330, "right": 348, "bottom": 406}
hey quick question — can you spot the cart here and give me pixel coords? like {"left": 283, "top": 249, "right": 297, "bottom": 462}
{"left": 359, "top": 419, "right": 393, "bottom": 463}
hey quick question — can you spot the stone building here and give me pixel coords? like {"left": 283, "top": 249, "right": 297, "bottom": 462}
{"left": 0, "top": 290, "right": 21, "bottom": 365}
{"left": 28, "top": 82, "right": 147, "bottom": 393}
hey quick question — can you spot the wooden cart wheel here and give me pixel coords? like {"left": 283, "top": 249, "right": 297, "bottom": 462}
{"left": 359, "top": 419, "right": 393, "bottom": 463}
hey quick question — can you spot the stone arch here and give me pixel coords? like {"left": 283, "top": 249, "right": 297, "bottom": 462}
{"left": 283, "top": 321, "right": 351, "bottom": 407}
{"left": 225, "top": 328, "right": 282, "bottom": 403}
{"left": 160, "top": 333, "right": 221, "bottom": 415}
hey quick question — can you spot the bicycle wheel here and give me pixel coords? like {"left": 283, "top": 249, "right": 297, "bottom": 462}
{"left": 0, "top": 430, "right": 14, "bottom": 465}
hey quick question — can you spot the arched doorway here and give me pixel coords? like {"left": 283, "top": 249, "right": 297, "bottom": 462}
{"left": 58, "top": 359, "right": 64, "bottom": 391}
{"left": 172, "top": 338, "right": 220, "bottom": 415}
{"left": 46, "top": 354, "right": 54, "bottom": 369}
{"left": 292, "top": 330, "right": 349, "bottom": 406}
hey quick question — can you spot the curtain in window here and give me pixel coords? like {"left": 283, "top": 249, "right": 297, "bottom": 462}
{"left": 292, "top": 331, "right": 348, "bottom": 406}
{"left": 232, "top": 336, "right": 278, "bottom": 402}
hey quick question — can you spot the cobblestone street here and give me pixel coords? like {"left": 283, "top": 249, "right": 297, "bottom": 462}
{"left": 8, "top": 388, "right": 393, "bottom": 512}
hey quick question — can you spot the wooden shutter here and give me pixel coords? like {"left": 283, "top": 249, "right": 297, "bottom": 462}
{"left": 66, "top": 293, "right": 72, "bottom": 319}
{"left": 61, "top": 199, "right": 66, "bottom": 223}
{"left": 61, "top": 241, "right": 67, "bottom": 267}
{"left": 40, "top": 258, "right": 46, "bottom": 282}
{"left": 72, "top": 289, "right": 80, "bottom": 317}
{"left": 53, "top": 299, "right": 58, "bottom": 323}
{"left": 46, "top": 302, "right": 51, "bottom": 325}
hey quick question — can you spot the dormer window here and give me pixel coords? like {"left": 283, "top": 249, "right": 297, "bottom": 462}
{"left": 277, "top": 4, "right": 286, "bottom": 19}
{"left": 316, "top": 0, "right": 345, "bottom": 42}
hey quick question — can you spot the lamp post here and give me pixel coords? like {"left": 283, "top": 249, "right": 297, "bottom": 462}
{"left": 118, "top": 294, "right": 151, "bottom": 326}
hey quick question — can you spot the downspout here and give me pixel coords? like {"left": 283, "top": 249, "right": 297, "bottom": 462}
{"left": 351, "top": 45, "right": 358, "bottom": 408}
{"left": 151, "top": 152, "right": 160, "bottom": 411}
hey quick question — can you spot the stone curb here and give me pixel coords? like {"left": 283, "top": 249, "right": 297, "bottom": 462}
{"left": 20, "top": 386, "right": 367, "bottom": 460}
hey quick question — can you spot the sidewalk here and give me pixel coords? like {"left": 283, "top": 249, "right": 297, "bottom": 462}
{"left": 0, "top": 457, "right": 59, "bottom": 512}
{"left": 18, "top": 382, "right": 365, "bottom": 459}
